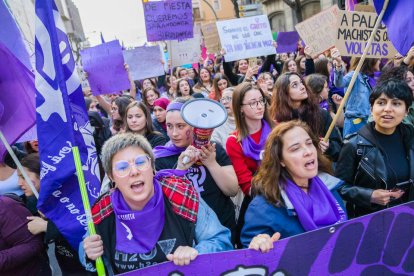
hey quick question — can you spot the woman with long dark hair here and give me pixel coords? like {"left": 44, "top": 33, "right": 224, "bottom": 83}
{"left": 210, "top": 73, "right": 230, "bottom": 101}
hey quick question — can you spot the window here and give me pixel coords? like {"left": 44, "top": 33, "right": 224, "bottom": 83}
{"left": 213, "top": 0, "right": 221, "bottom": 11}
{"left": 269, "top": 12, "right": 286, "bottom": 32}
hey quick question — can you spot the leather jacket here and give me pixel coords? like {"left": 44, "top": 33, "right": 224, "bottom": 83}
{"left": 335, "top": 122, "right": 414, "bottom": 218}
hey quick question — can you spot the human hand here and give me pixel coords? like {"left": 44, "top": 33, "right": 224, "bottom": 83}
{"left": 199, "top": 143, "right": 217, "bottom": 168}
{"left": 166, "top": 246, "right": 198, "bottom": 266}
{"left": 272, "top": 41, "right": 278, "bottom": 49}
{"left": 403, "top": 46, "right": 414, "bottom": 65}
{"left": 304, "top": 46, "right": 314, "bottom": 59}
{"left": 83, "top": 234, "right": 104, "bottom": 261}
{"left": 319, "top": 138, "right": 329, "bottom": 153}
{"left": 248, "top": 233, "right": 281, "bottom": 253}
{"left": 220, "top": 48, "right": 226, "bottom": 56}
{"left": 332, "top": 94, "right": 343, "bottom": 106}
{"left": 331, "top": 48, "right": 342, "bottom": 64}
{"left": 245, "top": 65, "right": 259, "bottom": 80}
{"left": 177, "top": 145, "right": 199, "bottom": 170}
{"left": 370, "top": 189, "right": 405, "bottom": 206}
{"left": 124, "top": 63, "right": 129, "bottom": 72}
{"left": 257, "top": 78, "right": 268, "bottom": 92}
{"left": 27, "top": 216, "right": 48, "bottom": 235}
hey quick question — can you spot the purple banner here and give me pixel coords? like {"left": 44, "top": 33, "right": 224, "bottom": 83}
{"left": 121, "top": 202, "right": 414, "bottom": 275}
{"left": 276, "top": 31, "right": 300, "bottom": 53}
{"left": 80, "top": 40, "right": 130, "bottom": 95}
{"left": 143, "top": 0, "right": 193, "bottom": 42}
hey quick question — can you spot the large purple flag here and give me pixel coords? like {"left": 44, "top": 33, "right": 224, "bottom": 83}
{"left": 0, "top": 1, "right": 31, "bottom": 70}
{"left": 373, "top": 0, "right": 414, "bottom": 55}
{"left": 35, "top": 0, "right": 101, "bottom": 250}
{"left": 0, "top": 42, "right": 35, "bottom": 161}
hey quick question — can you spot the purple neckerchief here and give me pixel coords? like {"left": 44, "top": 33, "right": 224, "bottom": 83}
{"left": 283, "top": 176, "right": 346, "bottom": 231}
{"left": 153, "top": 141, "right": 186, "bottom": 159}
{"left": 241, "top": 120, "right": 271, "bottom": 162}
{"left": 319, "top": 99, "right": 329, "bottom": 111}
{"left": 111, "top": 178, "right": 165, "bottom": 254}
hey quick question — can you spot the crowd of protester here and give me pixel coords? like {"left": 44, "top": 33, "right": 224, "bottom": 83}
{"left": 1, "top": 42, "right": 414, "bottom": 275}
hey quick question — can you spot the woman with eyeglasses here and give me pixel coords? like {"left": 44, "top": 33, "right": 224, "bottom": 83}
{"left": 270, "top": 72, "right": 342, "bottom": 162}
{"left": 225, "top": 82, "right": 274, "bottom": 247}
{"left": 82, "top": 133, "right": 232, "bottom": 273}
{"left": 210, "top": 73, "right": 230, "bottom": 101}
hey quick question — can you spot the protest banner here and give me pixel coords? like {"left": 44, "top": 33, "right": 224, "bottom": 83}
{"left": 276, "top": 31, "right": 300, "bottom": 53}
{"left": 217, "top": 15, "right": 275, "bottom": 62}
{"left": 80, "top": 40, "right": 130, "bottom": 95}
{"left": 336, "top": 10, "right": 397, "bottom": 58}
{"left": 123, "top": 46, "right": 165, "bottom": 80}
{"left": 143, "top": 0, "right": 193, "bottom": 42}
{"left": 168, "top": 35, "right": 202, "bottom": 67}
{"left": 119, "top": 202, "right": 414, "bottom": 275}
{"left": 201, "top": 22, "right": 220, "bottom": 53}
{"left": 295, "top": 5, "right": 339, "bottom": 57}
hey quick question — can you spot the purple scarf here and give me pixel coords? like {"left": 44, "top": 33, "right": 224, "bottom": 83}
{"left": 153, "top": 141, "right": 186, "bottom": 158}
{"left": 284, "top": 176, "right": 346, "bottom": 231}
{"left": 241, "top": 120, "right": 271, "bottom": 162}
{"left": 319, "top": 99, "right": 329, "bottom": 111}
{"left": 111, "top": 178, "right": 165, "bottom": 254}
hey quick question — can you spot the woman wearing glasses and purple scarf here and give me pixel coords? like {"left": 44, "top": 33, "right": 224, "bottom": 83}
{"left": 82, "top": 133, "right": 232, "bottom": 274}
{"left": 153, "top": 99, "right": 239, "bottom": 245}
{"left": 242, "top": 121, "right": 346, "bottom": 252}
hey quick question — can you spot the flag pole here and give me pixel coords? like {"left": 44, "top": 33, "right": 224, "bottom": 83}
{"left": 0, "top": 130, "right": 39, "bottom": 198}
{"left": 323, "top": 0, "right": 390, "bottom": 142}
{"left": 72, "top": 146, "right": 106, "bottom": 276}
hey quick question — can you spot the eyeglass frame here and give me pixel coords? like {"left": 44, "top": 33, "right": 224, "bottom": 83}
{"left": 112, "top": 154, "right": 152, "bottom": 178}
{"left": 220, "top": 96, "right": 233, "bottom": 103}
{"left": 241, "top": 97, "right": 267, "bottom": 109}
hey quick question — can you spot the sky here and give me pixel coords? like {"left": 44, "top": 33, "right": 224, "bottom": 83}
{"left": 72, "top": 0, "right": 148, "bottom": 47}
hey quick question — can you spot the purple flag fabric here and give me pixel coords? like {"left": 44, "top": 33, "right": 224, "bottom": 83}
{"left": 276, "top": 31, "right": 300, "bottom": 53}
{"left": 0, "top": 1, "right": 31, "bottom": 70}
{"left": 373, "top": 0, "right": 414, "bottom": 55}
{"left": 35, "top": 0, "right": 101, "bottom": 250}
{"left": 80, "top": 40, "right": 130, "bottom": 95}
{"left": 0, "top": 42, "right": 36, "bottom": 161}
{"left": 143, "top": 0, "right": 193, "bottom": 42}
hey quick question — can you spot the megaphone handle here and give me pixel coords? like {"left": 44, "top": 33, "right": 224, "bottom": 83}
{"left": 182, "top": 155, "right": 190, "bottom": 164}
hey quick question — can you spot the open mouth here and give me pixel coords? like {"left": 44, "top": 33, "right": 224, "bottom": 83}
{"left": 382, "top": 115, "right": 393, "bottom": 120}
{"left": 305, "top": 159, "right": 316, "bottom": 169}
{"left": 130, "top": 181, "right": 144, "bottom": 193}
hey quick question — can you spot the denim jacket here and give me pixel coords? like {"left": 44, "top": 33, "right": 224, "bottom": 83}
{"left": 334, "top": 69, "right": 372, "bottom": 118}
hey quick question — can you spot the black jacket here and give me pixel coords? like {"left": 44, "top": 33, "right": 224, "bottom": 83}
{"left": 335, "top": 122, "right": 414, "bottom": 217}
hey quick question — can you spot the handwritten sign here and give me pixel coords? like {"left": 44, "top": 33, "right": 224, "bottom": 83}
{"left": 80, "top": 40, "right": 130, "bottom": 96}
{"left": 143, "top": 0, "right": 193, "bottom": 42}
{"left": 121, "top": 202, "right": 414, "bottom": 275}
{"left": 123, "top": 46, "right": 164, "bottom": 80}
{"left": 295, "top": 5, "right": 339, "bottom": 56}
{"left": 336, "top": 10, "right": 397, "bottom": 58}
{"left": 217, "top": 15, "right": 275, "bottom": 62}
{"left": 201, "top": 22, "right": 220, "bottom": 54}
{"left": 276, "top": 31, "right": 300, "bottom": 53}
{"left": 168, "top": 35, "right": 201, "bottom": 67}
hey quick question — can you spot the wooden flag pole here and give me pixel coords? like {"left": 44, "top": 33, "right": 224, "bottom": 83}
{"left": 0, "top": 130, "right": 39, "bottom": 198}
{"left": 323, "top": 0, "right": 390, "bottom": 142}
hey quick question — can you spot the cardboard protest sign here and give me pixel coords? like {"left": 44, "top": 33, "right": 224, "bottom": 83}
{"left": 123, "top": 46, "right": 164, "bottom": 80}
{"left": 122, "top": 202, "right": 414, "bottom": 275}
{"left": 201, "top": 22, "right": 220, "bottom": 53}
{"left": 143, "top": 0, "right": 193, "bottom": 42}
{"left": 276, "top": 31, "right": 300, "bottom": 53}
{"left": 217, "top": 15, "right": 275, "bottom": 62}
{"left": 336, "top": 10, "right": 397, "bottom": 58}
{"left": 168, "top": 35, "right": 202, "bottom": 67}
{"left": 295, "top": 5, "right": 339, "bottom": 56}
{"left": 80, "top": 40, "right": 130, "bottom": 95}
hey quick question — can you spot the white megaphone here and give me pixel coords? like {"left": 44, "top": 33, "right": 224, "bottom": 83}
{"left": 181, "top": 98, "right": 228, "bottom": 164}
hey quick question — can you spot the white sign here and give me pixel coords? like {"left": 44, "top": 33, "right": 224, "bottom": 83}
{"left": 168, "top": 35, "right": 201, "bottom": 67}
{"left": 216, "top": 15, "right": 275, "bottom": 62}
{"left": 123, "top": 46, "right": 165, "bottom": 80}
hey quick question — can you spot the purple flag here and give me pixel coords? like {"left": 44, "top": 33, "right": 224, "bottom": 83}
{"left": 373, "top": 0, "right": 414, "bottom": 55}
{"left": 276, "top": 31, "right": 300, "bottom": 53}
{"left": 80, "top": 40, "right": 130, "bottom": 95}
{"left": 121, "top": 202, "right": 414, "bottom": 275}
{"left": 35, "top": 0, "right": 101, "bottom": 250}
{"left": 143, "top": 0, "right": 193, "bottom": 42}
{"left": 0, "top": 1, "right": 31, "bottom": 69}
{"left": 0, "top": 42, "right": 35, "bottom": 161}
